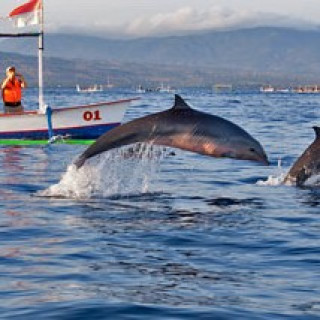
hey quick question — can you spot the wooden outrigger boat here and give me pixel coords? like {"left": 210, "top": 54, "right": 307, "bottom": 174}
{"left": 0, "top": 98, "right": 135, "bottom": 140}
{"left": 0, "top": 1, "right": 137, "bottom": 145}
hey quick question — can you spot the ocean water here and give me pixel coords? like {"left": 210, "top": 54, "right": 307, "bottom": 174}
{"left": 0, "top": 88, "right": 319, "bottom": 319}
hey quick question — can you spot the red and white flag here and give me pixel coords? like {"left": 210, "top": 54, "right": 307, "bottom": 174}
{"left": 9, "top": 0, "right": 42, "bottom": 28}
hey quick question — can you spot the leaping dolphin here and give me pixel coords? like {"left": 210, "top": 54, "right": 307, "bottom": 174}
{"left": 74, "top": 95, "right": 269, "bottom": 168}
{"left": 284, "top": 127, "right": 320, "bottom": 187}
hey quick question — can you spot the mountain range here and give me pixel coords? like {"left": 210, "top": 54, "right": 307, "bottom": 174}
{"left": 1, "top": 27, "right": 320, "bottom": 87}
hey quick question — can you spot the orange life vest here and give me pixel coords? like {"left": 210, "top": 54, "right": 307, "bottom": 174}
{"left": 2, "top": 78, "right": 22, "bottom": 104}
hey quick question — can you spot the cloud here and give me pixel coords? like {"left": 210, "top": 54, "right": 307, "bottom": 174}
{"left": 49, "top": 5, "right": 318, "bottom": 38}
{"left": 123, "top": 6, "right": 314, "bottom": 37}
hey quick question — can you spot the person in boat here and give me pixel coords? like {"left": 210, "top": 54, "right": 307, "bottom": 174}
{"left": 1, "top": 66, "right": 27, "bottom": 113}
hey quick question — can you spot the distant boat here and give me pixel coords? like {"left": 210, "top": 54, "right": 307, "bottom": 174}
{"left": 260, "top": 85, "right": 291, "bottom": 93}
{"left": 135, "top": 85, "right": 159, "bottom": 93}
{"left": 156, "top": 83, "right": 176, "bottom": 93}
{"left": 76, "top": 84, "right": 103, "bottom": 93}
{"left": 260, "top": 85, "right": 275, "bottom": 93}
{"left": 105, "top": 76, "right": 114, "bottom": 89}
{"left": 293, "top": 85, "right": 320, "bottom": 93}
{"left": 213, "top": 84, "right": 233, "bottom": 91}
{"left": 276, "top": 88, "right": 290, "bottom": 93}
{"left": 136, "top": 85, "right": 146, "bottom": 93}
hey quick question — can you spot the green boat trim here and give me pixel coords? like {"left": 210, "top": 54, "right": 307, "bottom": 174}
{"left": 0, "top": 139, "right": 95, "bottom": 146}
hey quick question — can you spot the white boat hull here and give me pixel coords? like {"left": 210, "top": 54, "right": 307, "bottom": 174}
{"left": 0, "top": 98, "right": 137, "bottom": 140}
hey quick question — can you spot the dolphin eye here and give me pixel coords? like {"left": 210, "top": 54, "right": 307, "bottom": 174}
{"left": 249, "top": 148, "right": 255, "bottom": 153}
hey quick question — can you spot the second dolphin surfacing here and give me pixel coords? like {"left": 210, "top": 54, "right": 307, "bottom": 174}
{"left": 75, "top": 95, "right": 269, "bottom": 168}
{"left": 284, "top": 127, "right": 320, "bottom": 187}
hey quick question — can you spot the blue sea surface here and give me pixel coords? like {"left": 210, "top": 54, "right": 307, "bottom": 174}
{"left": 0, "top": 88, "right": 319, "bottom": 319}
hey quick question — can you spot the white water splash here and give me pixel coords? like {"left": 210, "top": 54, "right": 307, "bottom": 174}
{"left": 256, "top": 158, "right": 287, "bottom": 186}
{"left": 304, "top": 174, "right": 320, "bottom": 187}
{"left": 256, "top": 173, "right": 286, "bottom": 186}
{"left": 257, "top": 170, "right": 320, "bottom": 188}
{"left": 38, "top": 144, "right": 169, "bottom": 199}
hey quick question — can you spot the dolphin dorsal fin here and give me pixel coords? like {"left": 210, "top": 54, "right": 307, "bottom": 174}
{"left": 313, "top": 126, "right": 320, "bottom": 139}
{"left": 173, "top": 94, "right": 191, "bottom": 110}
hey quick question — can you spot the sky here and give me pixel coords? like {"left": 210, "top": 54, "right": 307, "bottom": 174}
{"left": 1, "top": 0, "right": 320, "bottom": 37}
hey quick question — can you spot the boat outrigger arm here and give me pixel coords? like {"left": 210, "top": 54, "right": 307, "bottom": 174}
{"left": 0, "top": 32, "right": 40, "bottom": 37}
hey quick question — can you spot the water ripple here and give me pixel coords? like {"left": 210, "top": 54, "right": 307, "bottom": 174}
{"left": 0, "top": 90, "right": 320, "bottom": 319}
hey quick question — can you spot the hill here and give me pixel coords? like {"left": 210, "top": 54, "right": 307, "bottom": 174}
{"left": 2, "top": 27, "right": 320, "bottom": 74}
{"left": 0, "top": 51, "right": 226, "bottom": 87}
{"left": 2, "top": 50, "right": 315, "bottom": 88}
{"left": 1, "top": 27, "right": 320, "bottom": 87}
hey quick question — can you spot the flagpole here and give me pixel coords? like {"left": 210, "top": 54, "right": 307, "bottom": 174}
{"left": 38, "top": 0, "right": 44, "bottom": 111}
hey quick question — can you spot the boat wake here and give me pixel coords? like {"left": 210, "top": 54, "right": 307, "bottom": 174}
{"left": 38, "top": 144, "right": 169, "bottom": 199}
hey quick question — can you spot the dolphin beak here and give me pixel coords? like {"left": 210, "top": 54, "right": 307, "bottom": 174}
{"left": 259, "top": 154, "right": 270, "bottom": 166}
